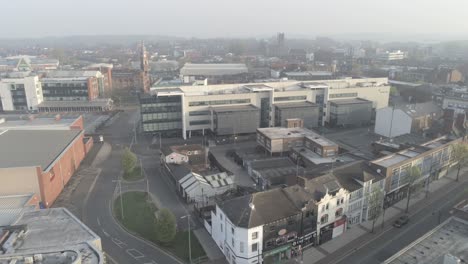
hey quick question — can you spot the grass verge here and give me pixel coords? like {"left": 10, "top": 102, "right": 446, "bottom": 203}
{"left": 122, "top": 166, "right": 143, "bottom": 181}
{"left": 113, "top": 191, "right": 206, "bottom": 262}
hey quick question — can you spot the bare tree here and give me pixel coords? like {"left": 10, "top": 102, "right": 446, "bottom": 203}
{"left": 404, "top": 166, "right": 422, "bottom": 213}
{"left": 367, "top": 186, "right": 384, "bottom": 233}
{"left": 451, "top": 143, "right": 468, "bottom": 182}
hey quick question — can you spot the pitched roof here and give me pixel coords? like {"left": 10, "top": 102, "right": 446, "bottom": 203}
{"left": 332, "top": 161, "right": 384, "bottom": 192}
{"left": 219, "top": 188, "right": 301, "bottom": 228}
{"left": 395, "top": 102, "right": 441, "bottom": 118}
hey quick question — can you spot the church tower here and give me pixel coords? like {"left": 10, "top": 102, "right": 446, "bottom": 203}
{"left": 140, "top": 41, "right": 150, "bottom": 93}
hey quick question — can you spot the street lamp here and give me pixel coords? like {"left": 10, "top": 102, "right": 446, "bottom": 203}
{"left": 181, "top": 215, "right": 192, "bottom": 264}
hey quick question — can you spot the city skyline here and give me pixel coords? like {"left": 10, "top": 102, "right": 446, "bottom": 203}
{"left": 2, "top": 0, "right": 468, "bottom": 41}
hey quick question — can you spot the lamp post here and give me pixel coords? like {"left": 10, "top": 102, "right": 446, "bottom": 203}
{"left": 181, "top": 215, "right": 192, "bottom": 264}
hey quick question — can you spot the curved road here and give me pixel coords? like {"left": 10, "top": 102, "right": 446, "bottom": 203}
{"left": 82, "top": 109, "right": 184, "bottom": 264}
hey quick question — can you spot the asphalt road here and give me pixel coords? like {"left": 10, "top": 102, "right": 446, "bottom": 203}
{"left": 336, "top": 177, "right": 468, "bottom": 264}
{"left": 81, "top": 109, "right": 185, "bottom": 264}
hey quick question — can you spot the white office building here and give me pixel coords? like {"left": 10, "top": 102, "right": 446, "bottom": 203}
{"left": 0, "top": 75, "right": 43, "bottom": 111}
{"left": 141, "top": 78, "right": 390, "bottom": 139}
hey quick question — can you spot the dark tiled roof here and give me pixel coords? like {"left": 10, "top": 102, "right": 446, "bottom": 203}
{"left": 219, "top": 188, "right": 301, "bottom": 228}
{"left": 332, "top": 161, "right": 383, "bottom": 192}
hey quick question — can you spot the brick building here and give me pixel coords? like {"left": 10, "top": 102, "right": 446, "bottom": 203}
{"left": 0, "top": 128, "right": 92, "bottom": 208}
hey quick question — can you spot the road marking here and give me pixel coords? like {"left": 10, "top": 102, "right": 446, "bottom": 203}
{"left": 97, "top": 217, "right": 101, "bottom": 226}
{"left": 112, "top": 237, "right": 127, "bottom": 248}
{"left": 126, "top": 249, "right": 144, "bottom": 259}
{"left": 102, "top": 230, "right": 110, "bottom": 237}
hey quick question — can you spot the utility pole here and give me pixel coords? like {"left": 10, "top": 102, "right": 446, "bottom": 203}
{"left": 181, "top": 215, "right": 192, "bottom": 264}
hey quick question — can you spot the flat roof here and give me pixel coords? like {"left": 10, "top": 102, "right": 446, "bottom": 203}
{"left": 274, "top": 101, "right": 318, "bottom": 109}
{"left": 0, "top": 116, "right": 79, "bottom": 130}
{"left": 1, "top": 208, "right": 102, "bottom": 264}
{"left": 384, "top": 217, "right": 468, "bottom": 264}
{"left": 0, "top": 129, "right": 82, "bottom": 171}
{"left": 38, "top": 99, "right": 112, "bottom": 108}
{"left": 211, "top": 104, "right": 259, "bottom": 113}
{"left": 180, "top": 63, "right": 248, "bottom": 76}
{"left": 329, "top": 98, "right": 372, "bottom": 105}
{"left": 257, "top": 127, "right": 337, "bottom": 147}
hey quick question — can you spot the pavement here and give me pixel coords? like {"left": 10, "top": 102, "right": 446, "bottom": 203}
{"left": 54, "top": 108, "right": 187, "bottom": 264}
{"left": 288, "top": 166, "right": 468, "bottom": 264}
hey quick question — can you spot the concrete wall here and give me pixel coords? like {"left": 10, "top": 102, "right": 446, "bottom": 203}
{"left": 329, "top": 101, "right": 373, "bottom": 126}
{"left": 214, "top": 110, "right": 260, "bottom": 135}
{"left": 374, "top": 107, "right": 412, "bottom": 137}
{"left": 275, "top": 106, "right": 319, "bottom": 128}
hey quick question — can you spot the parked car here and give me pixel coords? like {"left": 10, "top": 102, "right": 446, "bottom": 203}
{"left": 393, "top": 215, "right": 410, "bottom": 227}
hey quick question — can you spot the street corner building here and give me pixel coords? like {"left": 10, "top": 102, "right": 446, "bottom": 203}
{"left": 0, "top": 128, "right": 93, "bottom": 208}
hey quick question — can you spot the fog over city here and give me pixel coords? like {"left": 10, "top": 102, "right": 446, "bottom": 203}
{"left": 2, "top": 0, "right": 468, "bottom": 40}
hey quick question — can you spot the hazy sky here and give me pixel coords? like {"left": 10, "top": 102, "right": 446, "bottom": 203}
{"left": 3, "top": 0, "right": 468, "bottom": 39}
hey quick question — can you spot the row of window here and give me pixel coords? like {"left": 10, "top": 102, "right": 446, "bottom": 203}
{"left": 43, "top": 83, "right": 86, "bottom": 87}
{"left": 188, "top": 99, "right": 250, "bottom": 106}
{"left": 142, "top": 112, "right": 182, "bottom": 121}
{"left": 329, "top": 92, "right": 358, "bottom": 98}
{"left": 321, "top": 198, "right": 345, "bottom": 212}
{"left": 189, "top": 120, "right": 210, "bottom": 126}
{"left": 142, "top": 122, "right": 182, "bottom": 131}
{"left": 274, "top": 96, "right": 307, "bottom": 102}
{"left": 189, "top": 110, "right": 211, "bottom": 116}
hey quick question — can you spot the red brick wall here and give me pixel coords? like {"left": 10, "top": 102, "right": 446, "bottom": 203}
{"left": 87, "top": 77, "right": 99, "bottom": 100}
{"left": 84, "top": 136, "right": 94, "bottom": 154}
{"left": 70, "top": 115, "right": 84, "bottom": 130}
{"left": 39, "top": 133, "right": 87, "bottom": 207}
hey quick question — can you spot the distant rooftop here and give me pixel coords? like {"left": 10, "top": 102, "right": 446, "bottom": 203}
{"left": 180, "top": 63, "right": 248, "bottom": 76}
{"left": 45, "top": 70, "right": 102, "bottom": 78}
{"left": 274, "top": 101, "right": 318, "bottom": 109}
{"left": 328, "top": 98, "right": 372, "bottom": 105}
{"left": 0, "top": 115, "right": 79, "bottom": 131}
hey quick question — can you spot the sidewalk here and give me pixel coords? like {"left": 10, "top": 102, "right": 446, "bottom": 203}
{"left": 288, "top": 166, "right": 468, "bottom": 264}
{"left": 193, "top": 228, "right": 226, "bottom": 262}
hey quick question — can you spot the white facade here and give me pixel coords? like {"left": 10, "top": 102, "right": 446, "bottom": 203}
{"left": 443, "top": 97, "right": 468, "bottom": 113}
{"left": 210, "top": 205, "right": 263, "bottom": 264}
{"left": 347, "top": 180, "right": 385, "bottom": 226}
{"left": 316, "top": 188, "right": 349, "bottom": 240}
{"left": 155, "top": 78, "right": 390, "bottom": 139}
{"left": 0, "top": 76, "right": 43, "bottom": 111}
{"left": 179, "top": 172, "right": 235, "bottom": 203}
{"left": 374, "top": 107, "right": 412, "bottom": 138}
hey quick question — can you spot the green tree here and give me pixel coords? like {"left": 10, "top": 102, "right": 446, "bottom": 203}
{"left": 404, "top": 166, "right": 422, "bottom": 213}
{"left": 122, "top": 147, "right": 137, "bottom": 175}
{"left": 367, "top": 186, "right": 384, "bottom": 233}
{"left": 451, "top": 143, "right": 468, "bottom": 182}
{"left": 155, "top": 208, "right": 177, "bottom": 244}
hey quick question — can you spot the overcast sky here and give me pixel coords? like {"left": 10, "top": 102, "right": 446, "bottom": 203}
{"left": 3, "top": 0, "right": 468, "bottom": 40}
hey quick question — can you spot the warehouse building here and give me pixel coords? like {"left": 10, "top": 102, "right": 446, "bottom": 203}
{"left": 328, "top": 98, "right": 373, "bottom": 127}
{"left": 0, "top": 129, "right": 92, "bottom": 208}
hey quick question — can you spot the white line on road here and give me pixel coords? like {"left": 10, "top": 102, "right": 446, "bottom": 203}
{"left": 112, "top": 237, "right": 127, "bottom": 248}
{"left": 102, "top": 230, "right": 110, "bottom": 237}
{"left": 97, "top": 217, "right": 101, "bottom": 226}
{"left": 126, "top": 249, "right": 145, "bottom": 259}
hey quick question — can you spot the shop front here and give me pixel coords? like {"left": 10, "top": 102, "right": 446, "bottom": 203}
{"left": 263, "top": 244, "right": 292, "bottom": 264}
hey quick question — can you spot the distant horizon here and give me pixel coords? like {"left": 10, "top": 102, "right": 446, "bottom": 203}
{"left": 2, "top": 0, "right": 468, "bottom": 43}
{"left": 1, "top": 32, "right": 468, "bottom": 44}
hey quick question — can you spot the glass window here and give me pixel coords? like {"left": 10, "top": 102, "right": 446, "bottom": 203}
{"left": 189, "top": 120, "right": 210, "bottom": 125}
{"left": 251, "top": 243, "right": 258, "bottom": 252}
{"left": 252, "top": 232, "right": 258, "bottom": 240}
{"left": 329, "top": 92, "right": 358, "bottom": 98}
{"left": 274, "top": 96, "right": 307, "bottom": 102}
